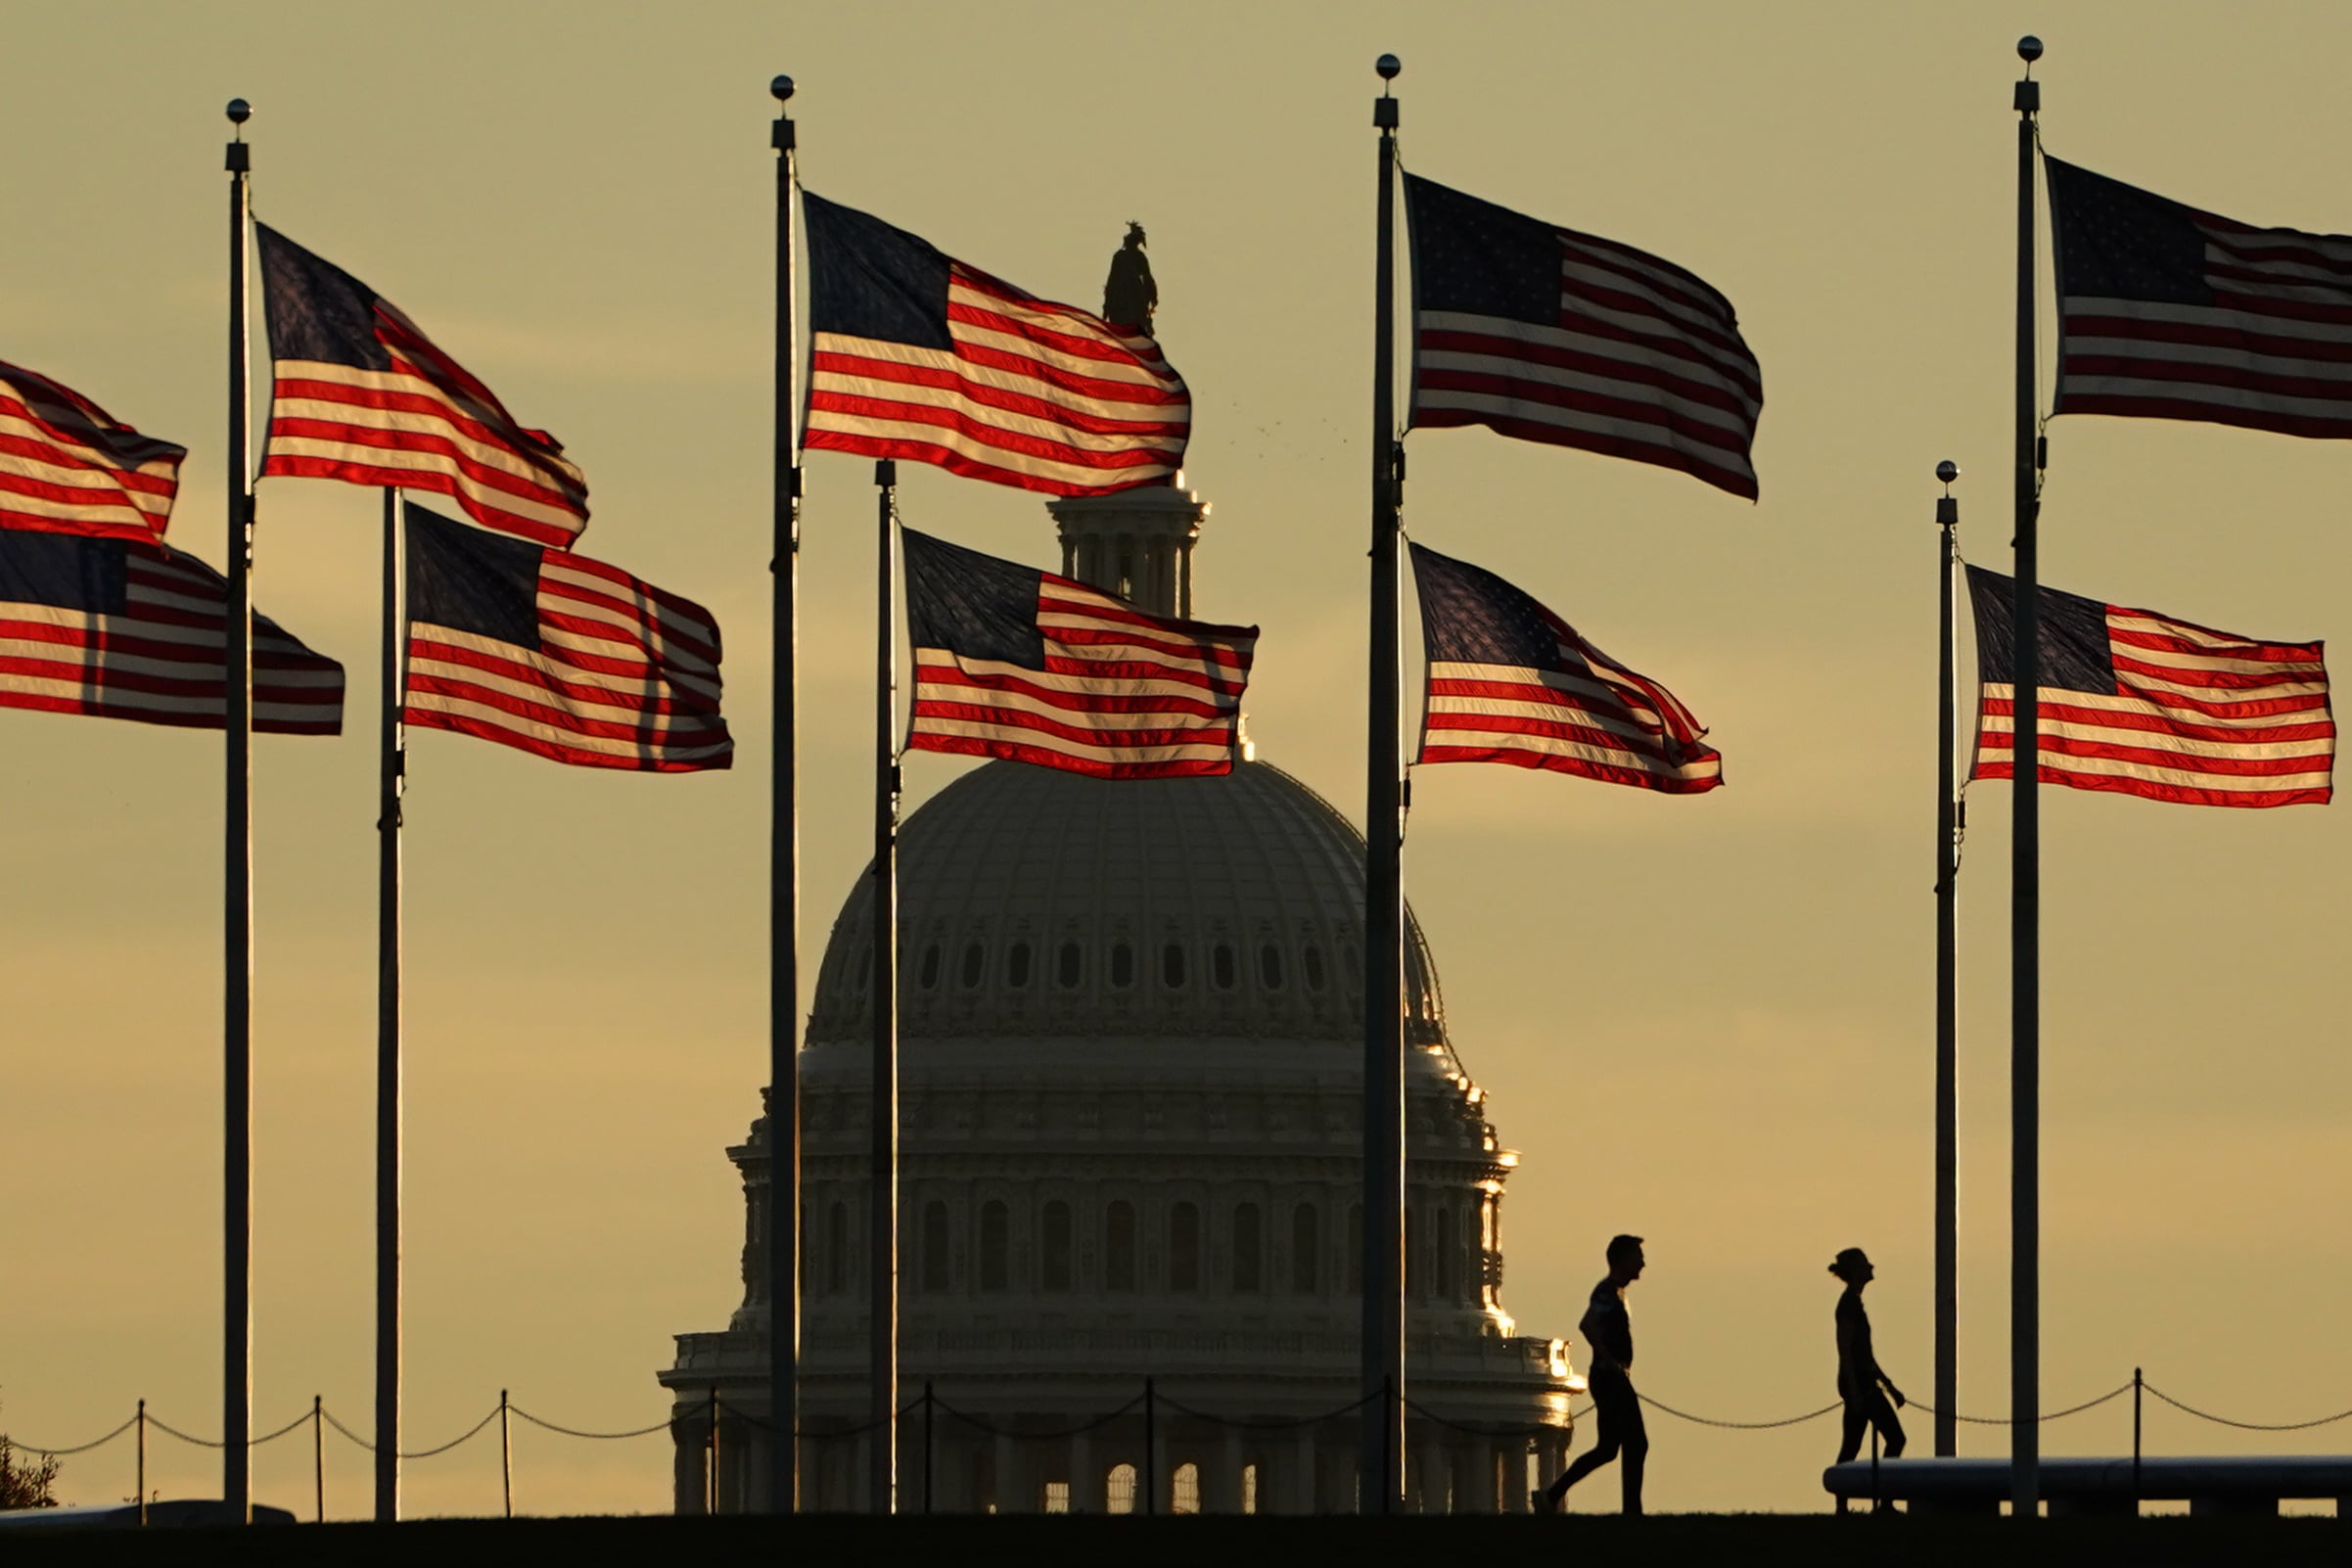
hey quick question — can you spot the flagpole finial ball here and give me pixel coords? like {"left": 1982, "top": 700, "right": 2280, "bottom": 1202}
{"left": 225, "top": 98, "right": 252, "bottom": 125}
{"left": 1376, "top": 54, "right": 1402, "bottom": 81}
{"left": 1936, "top": 460, "right": 1960, "bottom": 485}
{"left": 2017, "top": 36, "right": 2043, "bottom": 63}
{"left": 770, "top": 74, "right": 795, "bottom": 103}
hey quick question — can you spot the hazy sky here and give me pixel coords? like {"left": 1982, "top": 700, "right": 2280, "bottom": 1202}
{"left": 6, "top": 1, "right": 2350, "bottom": 1518}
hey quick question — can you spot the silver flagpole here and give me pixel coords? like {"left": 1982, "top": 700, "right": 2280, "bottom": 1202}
{"left": 221, "top": 96, "right": 255, "bottom": 1525}
{"left": 1933, "top": 459, "right": 1960, "bottom": 1459}
{"left": 375, "top": 487, "right": 405, "bottom": 1520}
{"left": 2008, "top": 34, "right": 2045, "bottom": 1518}
{"left": 1360, "top": 51, "right": 1406, "bottom": 1514}
{"left": 868, "top": 459, "right": 899, "bottom": 1515}
{"left": 767, "top": 70, "right": 804, "bottom": 1516}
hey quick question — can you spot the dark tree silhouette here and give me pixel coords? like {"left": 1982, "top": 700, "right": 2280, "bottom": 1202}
{"left": 0, "top": 1395, "right": 62, "bottom": 1509}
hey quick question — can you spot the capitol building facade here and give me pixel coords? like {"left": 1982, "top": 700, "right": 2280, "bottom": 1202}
{"left": 660, "top": 484, "right": 1577, "bottom": 1513}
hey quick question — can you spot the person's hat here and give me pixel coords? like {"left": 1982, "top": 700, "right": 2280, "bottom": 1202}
{"left": 1830, "top": 1246, "right": 1871, "bottom": 1278}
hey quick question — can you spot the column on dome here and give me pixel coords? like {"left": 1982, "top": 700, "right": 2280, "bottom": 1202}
{"left": 675, "top": 1417, "right": 708, "bottom": 1515}
{"left": 1207, "top": 1425, "right": 1243, "bottom": 1513}
{"left": 1416, "top": 1434, "right": 1451, "bottom": 1514}
{"left": 1291, "top": 1428, "right": 1319, "bottom": 1513}
{"left": 1504, "top": 1441, "right": 1531, "bottom": 1513}
{"left": 993, "top": 1427, "right": 1029, "bottom": 1512}
{"left": 1045, "top": 481, "right": 1208, "bottom": 619}
{"left": 1461, "top": 1439, "right": 1496, "bottom": 1513}
{"left": 1070, "top": 1427, "right": 1103, "bottom": 1513}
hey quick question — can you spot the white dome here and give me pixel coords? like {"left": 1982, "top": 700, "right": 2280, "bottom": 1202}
{"left": 806, "top": 758, "right": 1452, "bottom": 1054}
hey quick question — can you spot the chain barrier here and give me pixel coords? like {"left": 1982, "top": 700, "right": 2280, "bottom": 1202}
{"left": 931, "top": 1394, "right": 1143, "bottom": 1442}
{"left": 321, "top": 1404, "right": 502, "bottom": 1459}
{"left": 508, "top": 1407, "right": 675, "bottom": 1441}
{"left": 1637, "top": 1395, "right": 1842, "bottom": 1431}
{"left": 2144, "top": 1384, "right": 2352, "bottom": 1434}
{"left": 1908, "top": 1382, "right": 2132, "bottom": 1426}
{"left": 8, "top": 1414, "right": 136, "bottom": 1458}
{"left": 8, "top": 1372, "right": 2345, "bottom": 1487}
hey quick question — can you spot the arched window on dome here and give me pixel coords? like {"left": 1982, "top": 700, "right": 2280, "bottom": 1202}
{"left": 1231, "top": 1202, "right": 1263, "bottom": 1292}
{"left": 1169, "top": 1201, "right": 1201, "bottom": 1292}
{"left": 825, "top": 1200, "right": 849, "bottom": 1295}
{"left": 1304, "top": 946, "right": 1326, "bottom": 992}
{"left": 919, "top": 943, "right": 941, "bottom": 989}
{"left": 1056, "top": 942, "right": 1083, "bottom": 989}
{"left": 1007, "top": 942, "right": 1032, "bottom": 988}
{"left": 960, "top": 942, "right": 985, "bottom": 989}
{"left": 1435, "top": 1206, "right": 1456, "bottom": 1302}
{"left": 1242, "top": 1462, "right": 1259, "bottom": 1514}
{"left": 1041, "top": 1200, "right": 1073, "bottom": 1291}
{"left": 1347, "top": 1203, "right": 1362, "bottom": 1294}
{"left": 1162, "top": 943, "right": 1185, "bottom": 988}
{"left": 1105, "top": 1463, "right": 1137, "bottom": 1515}
{"left": 1259, "top": 945, "right": 1283, "bottom": 990}
{"left": 1171, "top": 1462, "right": 1200, "bottom": 1514}
{"left": 1212, "top": 944, "right": 1235, "bottom": 991}
{"left": 979, "top": 1200, "right": 1009, "bottom": 1293}
{"left": 1105, "top": 1200, "right": 1136, "bottom": 1291}
{"left": 1110, "top": 942, "right": 1134, "bottom": 989}
{"left": 1291, "top": 1203, "right": 1318, "bottom": 1294}
{"left": 922, "top": 1201, "right": 950, "bottom": 1294}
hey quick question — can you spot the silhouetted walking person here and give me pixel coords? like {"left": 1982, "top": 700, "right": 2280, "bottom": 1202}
{"left": 1831, "top": 1247, "right": 1907, "bottom": 1466}
{"left": 1535, "top": 1234, "right": 1647, "bottom": 1515}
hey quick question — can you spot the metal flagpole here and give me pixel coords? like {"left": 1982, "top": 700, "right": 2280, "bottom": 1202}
{"left": 1933, "top": 459, "right": 1960, "bottom": 1458}
{"left": 1360, "top": 51, "right": 1406, "bottom": 1515}
{"left": 767, "top": 69, "right": 804, "bottom": 1517}
{"left": 2008, "top": 34, "right": 2045, "bottom": 1518}
{"left": 868, "top": 458, "right": 899, "bottom": 1515}
{"left": 375, "top": 486, "right": 406, "bottom": 1521}
{"left": 221, "top": 95, "right": 255, "bottom": 1525}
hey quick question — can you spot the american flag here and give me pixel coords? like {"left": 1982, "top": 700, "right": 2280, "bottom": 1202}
{"left": 802, "top": 193, "right": 1190, "bottom": 496}
{"left": 0, "top": 524, "right": 344, "bottom": 734}
{"left": 2050, "top": 157, "right": 2352, "bottom": 441}
{"left": 257, "top": 224, "right": 589, "bottom": 546}
{"left": 0, "top": 358, "right": 184, "bottom": 543}
{"left": 1967, "top": 565, "right": 2331, "bottom": 808}
{"left": 1405, "top": 174, "right": 1764, "bottom": 499}
{"left": 901, "top": 526, "right": 1254, "bottom": 780}
{"left": 403, "top": 503, "right": 728, "bottom": 772}
{"left": 1410, "top": 541, "right": 1722, "bottom": 793}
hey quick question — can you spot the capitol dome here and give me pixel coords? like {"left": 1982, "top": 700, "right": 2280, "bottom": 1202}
{"left": 662, "top": 484, "right": 1575, "bottom": 1516}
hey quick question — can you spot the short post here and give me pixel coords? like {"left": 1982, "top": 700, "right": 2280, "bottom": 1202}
{"left": 1870, "top": 1422, "right": 1881, "bottom": 1512}
{"left": 500, "top": 1390, "right": 513, "bottom": 1519}
{"left": 923, "top": 1381, "right": 935, "bottom": 1516}
{"left": 1143, "top": 1377, "right": 1157, "bottom": 1516}
{"left": 311, "top": 1396, "right": 323, "bottom": 1523}
{"left": 2132, "top": 1367, "right": 2143, "bottom": 1511}
{"left": 708, "top": 1388, "right": 722, "bottom": 1516}
{"left": 137, "top": 1400, "right": 147, "bottom": 1527}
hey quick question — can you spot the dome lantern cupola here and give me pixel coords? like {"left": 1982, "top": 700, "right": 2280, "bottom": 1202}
{"left": 1048, "top": 475, "right": 1209, "bottom": 617}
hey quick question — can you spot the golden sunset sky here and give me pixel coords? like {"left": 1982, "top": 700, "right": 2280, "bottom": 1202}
{"left": 4, "top": 0, "right": 2349, "bottom": 1517}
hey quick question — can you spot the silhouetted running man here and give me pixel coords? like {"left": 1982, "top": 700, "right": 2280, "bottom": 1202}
{"left": 1535, "top": 1234, "right": 1647, "bottom": 1515}
{"left": 1830, "top": 1247, "right": 1907, "bottom": 1466}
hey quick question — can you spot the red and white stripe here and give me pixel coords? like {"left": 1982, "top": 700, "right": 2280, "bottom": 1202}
{"left": 1420, "top": 623, "right": 1723, "bottom": 794}
{"left": 406, "top": 547, "right": 730, "bottom": 772}
{"left": 265, "top": 304, "right": 588, "bottom": 546}
{"left": 1976, "top": 604, "right": 2332, "bottom": 808}
{"left": 808, "top": 263, "right": 1190, "bottom": 497}
{"left": 909, "top": 576, "right": 1254, "bottom": 780}
{"left": 1414, "top": 229, "right": 1764, "bottom": 499}
{"left": 0, "top": 545, "right": 344, "bottom": 734}
{"left": 0, "top": 359, "right": 184, "bottom": 543}
{"left": 2059, "top": 213, "right": 2352, "bottom": 440}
